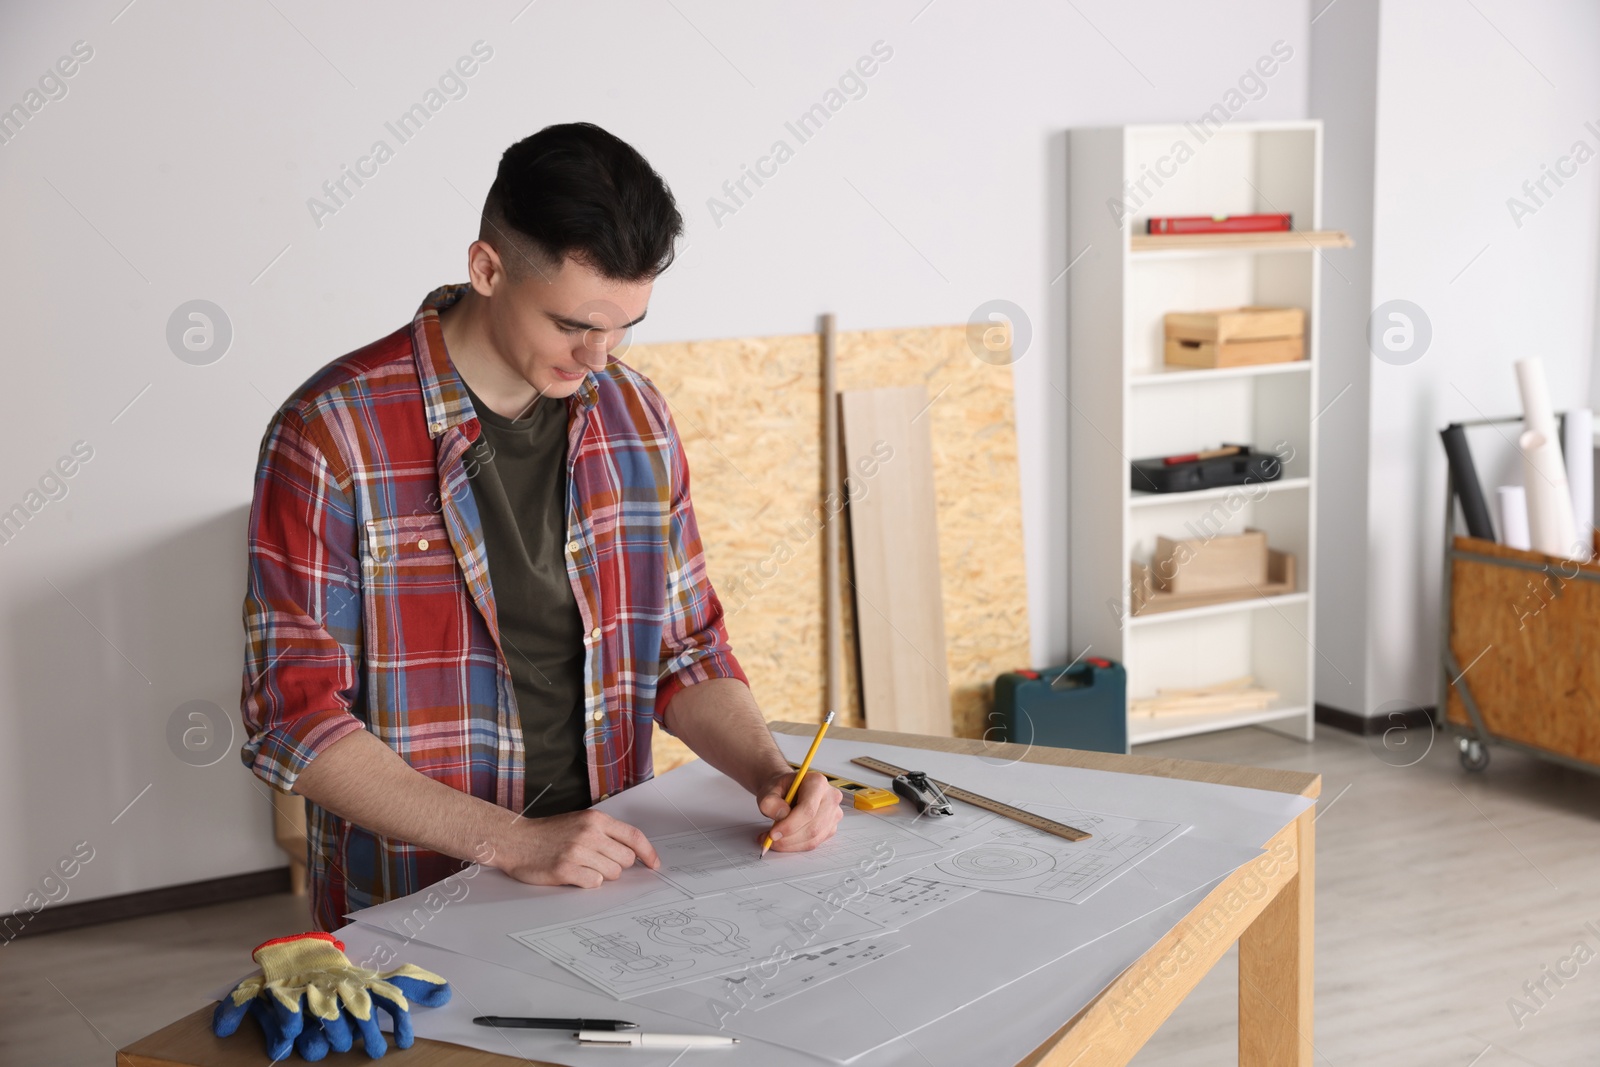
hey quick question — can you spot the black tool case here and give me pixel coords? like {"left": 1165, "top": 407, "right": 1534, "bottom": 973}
{"left": 1130, "top": 446, "right": 1284, "bottom": 494}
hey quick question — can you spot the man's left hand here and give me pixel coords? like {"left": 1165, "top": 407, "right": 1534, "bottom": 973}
{"left": 756, "top": 770, "right": 844, "bottom": 851}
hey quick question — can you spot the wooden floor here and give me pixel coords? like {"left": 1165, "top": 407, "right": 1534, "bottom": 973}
{"left": 6, "top": 725, "right": 1599, "bottom": 1066}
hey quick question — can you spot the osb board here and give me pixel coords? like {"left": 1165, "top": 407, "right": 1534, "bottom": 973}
{"left": 1445, "top": 535, "right": 1600, "bottom": 763}
{"left": 627, "top": 325, "right": 1029, "bottom": 772}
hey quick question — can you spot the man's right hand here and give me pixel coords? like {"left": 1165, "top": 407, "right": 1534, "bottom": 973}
{"left": 494, "top": 810, "right": 661, "bottom": 889}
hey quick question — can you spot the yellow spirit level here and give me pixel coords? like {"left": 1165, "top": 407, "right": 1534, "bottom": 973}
{"left": 788, "top": 761, "right": 900, "bottom": 811}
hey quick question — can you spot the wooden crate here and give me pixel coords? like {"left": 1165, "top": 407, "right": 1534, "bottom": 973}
{"left": 1131, "top": 549, "right": 1295, "bottom": 616}
{"left": 1152, "top": 528, "right": 1267, "bottom": 593}
{"left": 1164, "top": 306, "right": 1305, "bottom": 344}
{"left": 1445, "top": 535, "right": 1600, "bottom": 764}
{"left": 1163, "top": 334, "right": 1304, "bottom": 369}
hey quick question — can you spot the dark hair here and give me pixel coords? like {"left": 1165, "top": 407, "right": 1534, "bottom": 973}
{"left": 481, "top": 122, "right": 682, "bottom": 281}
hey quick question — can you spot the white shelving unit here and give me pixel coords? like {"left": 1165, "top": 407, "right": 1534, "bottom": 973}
{"left": 1068, "top": 121, "right": 1325, "bottom": 748}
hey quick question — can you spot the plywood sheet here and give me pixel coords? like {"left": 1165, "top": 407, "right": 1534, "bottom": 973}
{"left": 841, "top": 386, "right": 953, "bottom": 736}
{"left": 628, "top": 324, "right": 1028, "bottom": 769}
{"left": 1445, "top": 535, "right": 1600, "bottom": 763}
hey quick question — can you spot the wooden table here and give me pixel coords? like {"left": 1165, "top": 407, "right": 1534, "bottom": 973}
{"left": 121, "top": 723, "right": 1319, "bottom": 1067}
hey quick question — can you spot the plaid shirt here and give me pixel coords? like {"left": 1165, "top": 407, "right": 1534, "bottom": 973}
{"left": 240, "top": 285, "right": 746, "bottom": 930}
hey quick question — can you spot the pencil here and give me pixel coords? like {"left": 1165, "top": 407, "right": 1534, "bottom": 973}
{"left": 761, "top": 710, "right": 835, "bottom": 857}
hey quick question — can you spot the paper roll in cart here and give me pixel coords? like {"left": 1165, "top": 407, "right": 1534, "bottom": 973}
{"left": 1438, "top": 415, "right": 1600, "bottom": 775}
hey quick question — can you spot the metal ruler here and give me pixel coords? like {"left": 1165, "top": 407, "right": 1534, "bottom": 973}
{"left": 850, "top": 756, "right": 1092, "bottom": 842}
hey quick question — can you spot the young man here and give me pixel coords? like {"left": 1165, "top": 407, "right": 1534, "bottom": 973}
{"left": 241, "top": 123, "right": 842, "bottom": 930}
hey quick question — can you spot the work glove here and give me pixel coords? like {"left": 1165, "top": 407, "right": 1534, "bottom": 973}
{"left": 212, "top": 931, "right": 451, "bottom": 1059}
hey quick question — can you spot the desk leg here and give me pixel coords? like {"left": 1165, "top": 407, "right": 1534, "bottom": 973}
{"left": 1238, "top": 805, "right": 1314, "bottom": 1066}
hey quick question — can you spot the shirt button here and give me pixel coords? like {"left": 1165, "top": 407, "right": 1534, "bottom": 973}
{"left": 416, "top": 539, "right": 430, "bottom": 551}
{"left": 591, "top": 710, "right": 604, "bottom": 723}
{"left": 566, "top": 540, "right": 580, "bottom": 553}
{"left": 590, "top": 627, "right": 602, "bottom": 640}
{"left": 429, "top": 421, "right": 444, "bottom": 435}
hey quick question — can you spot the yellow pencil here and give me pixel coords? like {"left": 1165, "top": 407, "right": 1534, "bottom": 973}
{"left": 761, "top": 710, "right": 835, "bottom": 857}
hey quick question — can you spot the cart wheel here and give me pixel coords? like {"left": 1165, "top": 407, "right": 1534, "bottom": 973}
{"left": 1458, "top": 737, "right": 1489, "bottom": 772}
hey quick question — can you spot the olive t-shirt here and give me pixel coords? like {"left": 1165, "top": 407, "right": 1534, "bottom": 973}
{"left": 460, "top": 379, "right": 590, "bottom": 818}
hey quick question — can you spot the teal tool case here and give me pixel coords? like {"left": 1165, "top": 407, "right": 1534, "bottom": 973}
{"left": 991, "top": 658, "right": 1127, "bottom": 754}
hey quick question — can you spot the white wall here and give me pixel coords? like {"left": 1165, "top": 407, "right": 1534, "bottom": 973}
{"left": 0, "top": 0, "right": 1309, "bottom": 906}
{"left": 1312, "top": 0, "right": 1600, "bottom": 716}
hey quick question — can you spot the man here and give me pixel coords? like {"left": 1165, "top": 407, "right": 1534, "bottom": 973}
{"left": 241, "top": 122, "right": 842, "bottom": 931}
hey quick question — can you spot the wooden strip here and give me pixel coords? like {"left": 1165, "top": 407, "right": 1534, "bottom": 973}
{"left": 770, "top": 722, "right": 1320, "bottom": 798}
{"left": 849, "top": 755, "right": 1091, "bottom": 841}
{"left": 1130, "top": 229, "right": 1352, "bottom": 252}
{"left": 821, "top": 314, "right": 843, "bottom": 720}
{"left": 840, "top": 386, "right": 954, "bottom": 736}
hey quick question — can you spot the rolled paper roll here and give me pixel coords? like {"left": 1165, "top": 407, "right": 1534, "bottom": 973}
{"left": 1496, "top": 485, "right": 1530, "bottom": 551}
{"left": 1515, "top": 358, "right": 1558, "bottom": 439}
{"left": 1439, "top": 424, "right": 1495, "bottom": 541}
{"left": 1562, "top": 408, "right": 1594, "bottom": 556}
{"left": 1519, "top": 428, "right": 1580, "bottom": 557}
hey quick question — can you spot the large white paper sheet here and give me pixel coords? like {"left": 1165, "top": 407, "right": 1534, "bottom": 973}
{"left": 794, "top": 872, "right": 978, "bottom": 928}
{"left": 680, "top": 936, "right": 909, "bottom": 1012}
{"left": 650, "top": 809, "right": 944, "bottom": 895}
{"left": 511, "top": 881, "right": 893, "bottom": 999}
{"left": 344, "top": 863, "right": 687, "bottom": 975}
{"left": 928, "top": 807, "right": 1185, "bottom": 904}
{"left": 639, "top": 833, "right": 1267, "bottom": 1061}
{"left": 328, "top": 737, "right": 1311, "bottom": 1065}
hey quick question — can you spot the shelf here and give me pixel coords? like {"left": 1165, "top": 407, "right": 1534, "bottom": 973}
{"left": 1130, "top": 361, "right": 1312, "bottom": 387}
{"left": 1129, "top": 702, "right": 1309, "bottom": 745}
{"left": 1131, "top": 477, "right": 1310, "bottom": 507}
{"left": 1127, "top": 591, "right": 1308, "bottom": 627}
{"left": 1130, "top": 229, "right": 1352, "bottom": 255}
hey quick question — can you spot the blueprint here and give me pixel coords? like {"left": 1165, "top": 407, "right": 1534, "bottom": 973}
{"left": 929, "top": 807, "right": 1185, "bottom": 904}
{"left": 796, "top": 872, "right": 978, "bottom": 928}
{"left": 510, "top": 881, "right": 892, "bottom": 999}
{"left": 648, "top": 810, "right": 944, "bottom": 896}
{"left": 680, "top": 936, "right": 908, "bottom": 1012}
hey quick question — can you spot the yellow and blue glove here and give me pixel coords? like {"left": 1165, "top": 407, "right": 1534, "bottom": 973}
{"left": 212, "top": 932, "right": 451, "bottom": 1060}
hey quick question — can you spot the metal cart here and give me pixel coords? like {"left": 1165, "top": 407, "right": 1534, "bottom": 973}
{"left": 1436, "top": 414, "right": 1600, "bottom": 774}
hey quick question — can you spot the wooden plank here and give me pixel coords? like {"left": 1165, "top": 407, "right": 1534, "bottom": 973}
{"left": 1239, "top": 805, "right": 1316, "bottom": 1065}
{"left": 769, "top": 722, "right": 1321, "bottom": 798}
{"left": 1130, "top": 229, "right": 1352, "bottom": 252}
{"left": 840, "top": 385, "right": 954, "bottom": 737}
{"left": 821, "top": 314, "right": 843, "bottom": 719}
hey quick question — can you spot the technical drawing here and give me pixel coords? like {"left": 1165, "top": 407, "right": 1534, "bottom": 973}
{"left": 928, "top": 807, "right": 1185, "bottom": 904}
{"left": 511, "top": 881, "right": 891, "bottom": 999}
{"left": 944, "top": 844, "right": 1057, "bottom": 880}
{"left": 637, "top": 908, "right": 749, "bottom": 957}
{"left": 571, "top": 926, "right": 694, "bottom": 981}
{"left": 795, "top": 872, "right": 979, "bottom": 928}
{"left": 650, "top": 811, "right": 943, "bottom": 896}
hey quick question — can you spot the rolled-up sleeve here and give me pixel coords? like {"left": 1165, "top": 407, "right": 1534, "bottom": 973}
{"left": 653, "top": 408, "right": 748, "bottom": 724}
{"left": 240, "top": 407, "right": 367, "bottom": 792}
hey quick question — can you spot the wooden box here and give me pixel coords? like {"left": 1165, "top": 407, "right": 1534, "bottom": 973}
{"left": 1132, "top": 548, "right": 1295, "bottom": 616}
{"left": 1163, "top": 306, "right": 1306, "bottom": 368}
{"left": 1152, "top": 528, "right": 1267, "bottom": 594}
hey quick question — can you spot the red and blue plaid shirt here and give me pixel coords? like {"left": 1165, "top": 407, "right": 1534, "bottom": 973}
{"left": 240, "top": 285, "right": 746, "bottom": 930}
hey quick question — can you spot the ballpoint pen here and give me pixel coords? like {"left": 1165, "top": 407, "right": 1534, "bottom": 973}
{"left": 578, "top": 1030, "right": 738, "bottom": 1047}
{"left": 473, "top": 1016, "right": 637, "bottom": 1031}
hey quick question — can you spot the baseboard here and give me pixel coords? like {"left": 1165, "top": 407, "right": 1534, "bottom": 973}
{"left": 1315, "top": 703, "right": 1436, "bottom": 736}
{"left": 4, "top": 866, "right": 292, "bottom": 941}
